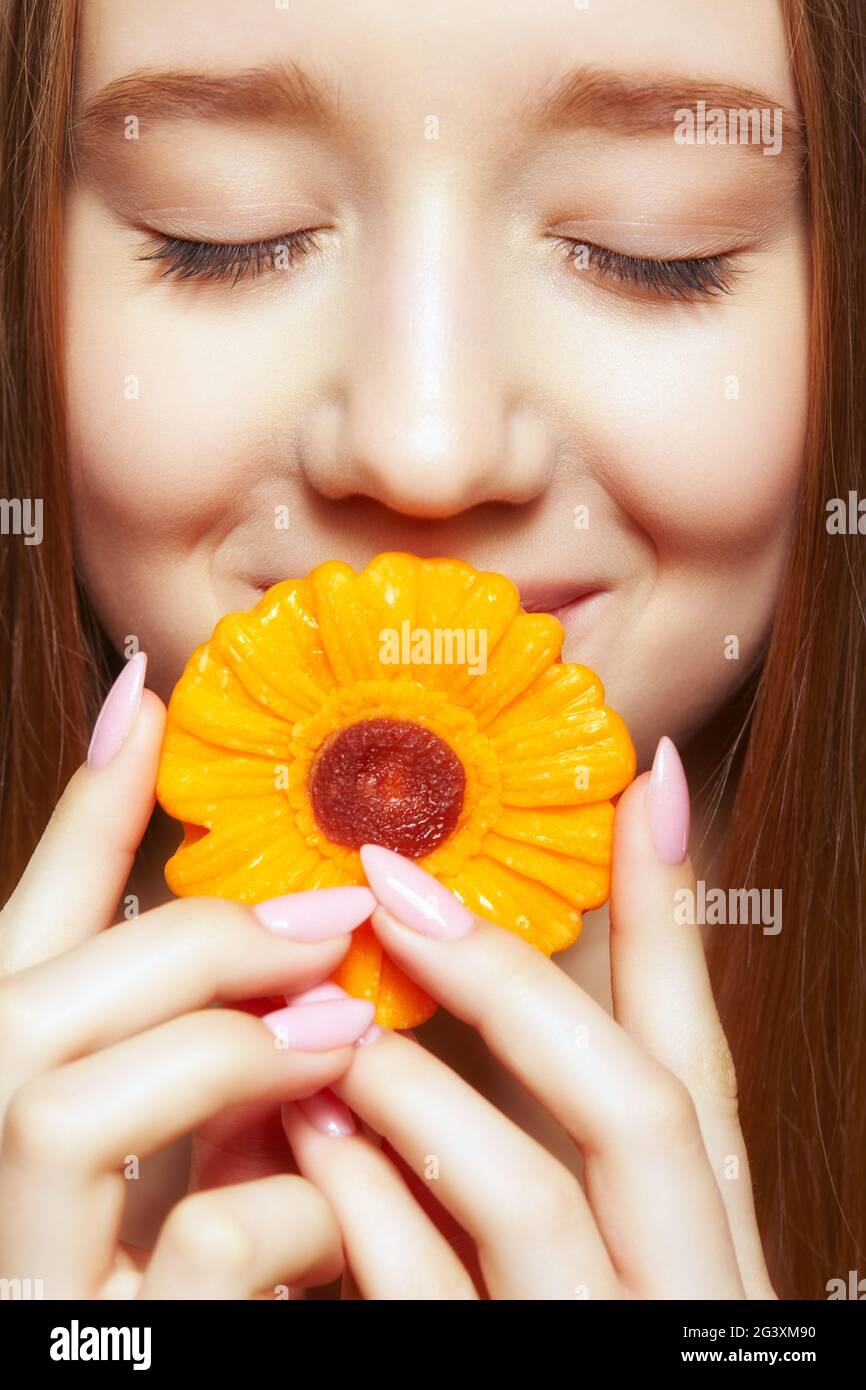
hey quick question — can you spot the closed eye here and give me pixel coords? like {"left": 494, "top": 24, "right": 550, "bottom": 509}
{"left": 136, "top": 227, "right": 739, "bottom": 299}
{"left": 555, "top": 236, "right": 738, "bottom": 300}
{"left": 136, "top": 228, "right": 323, "bottom": 285}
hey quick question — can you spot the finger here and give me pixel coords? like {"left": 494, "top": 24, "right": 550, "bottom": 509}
{"left": 189, "top": 1100, "right": 302, "bottom": 1195}
{"left": 281, "top": 1095, "right": 479, "bottom": 1299}
{"left": 0, "top": 655, "right": 164, "bottom": 972}
{"left": 187, "top": 1096, "right": 307, "bottom": 1305}
{"left": 0, "top": 996, "right": 374, "bottom": 1297}
{"left": 609, "top": 743, "right": 775, "bottom": 1297}
{"left": 0, "top": 888, "right": 376, "bottom": 1105}
{"left": 359, "top": 843, "right": 743, "bottom": 1299}
{"left": 324, "top": 1028, "right": 620, "bottom": 1300}
{"left": 138, "top": 1174, "right": 344, "bottom": 1299}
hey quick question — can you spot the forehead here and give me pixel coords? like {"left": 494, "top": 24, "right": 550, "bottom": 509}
{"left": 72, "top": 0, "right": 799, "bottom": 124}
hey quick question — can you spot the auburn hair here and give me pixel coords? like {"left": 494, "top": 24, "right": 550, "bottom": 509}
{"left": 1, "top": 0, "right": 863, "bottom": 1298}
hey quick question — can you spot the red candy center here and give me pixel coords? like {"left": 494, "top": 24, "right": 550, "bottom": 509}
{"left": 309, "top": 717, "right": 465, "bottom": 857}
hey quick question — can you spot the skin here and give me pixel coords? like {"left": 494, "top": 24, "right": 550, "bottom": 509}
{"left": 0, "top": 0, "right": 807, "bottom": 1296}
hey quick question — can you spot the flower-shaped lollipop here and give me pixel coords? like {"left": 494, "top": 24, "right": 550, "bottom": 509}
{"left": 156, "top": 553, "right": 636, "bottom": 1028}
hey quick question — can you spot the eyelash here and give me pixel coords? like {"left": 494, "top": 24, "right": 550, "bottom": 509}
{"left": 554, "top": 237, "right": 736, "bottom": 300}
{"left": 136, "top": 227, "right": 736, "bottom": 300}
{"left": 136, "top": 228, "right": 322, "bottom": 285}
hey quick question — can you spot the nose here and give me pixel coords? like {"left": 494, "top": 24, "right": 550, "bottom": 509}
{"left": 299, "top": 197, "right": 553, "bottom": 518}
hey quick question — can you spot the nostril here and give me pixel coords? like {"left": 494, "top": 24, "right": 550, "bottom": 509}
{"left": 298, "top": 395, "right": 552, "bottom": 516}
{"left": 346, "top": 440, "right": 541, "bottom": 518}
{"left": 353, "top": 475, "right": 503, "bottom": 520}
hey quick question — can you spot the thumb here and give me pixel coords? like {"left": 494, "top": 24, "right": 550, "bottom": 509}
{"left": 1, "top": 652, "right": 166, "bottom": 972}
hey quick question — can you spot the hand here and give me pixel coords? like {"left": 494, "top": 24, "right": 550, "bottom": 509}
{"left": 0, "top": 655, "right": 377, "bottom": 1299}
{"left": 281, "top": 738, "right": 778, "bottom": 1300}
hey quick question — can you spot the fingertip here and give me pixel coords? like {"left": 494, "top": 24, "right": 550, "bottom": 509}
{"left": 137, "top": 686, "right": 168, "bottom": 739}
{"left": 280, "top": 1098, "right": 301, "bottom": 1137}
{"left": 111, "top": 684, "right": 167, "bottom": 777}
{"left": 612, "top": 769, "right": 652, "bottom": 835}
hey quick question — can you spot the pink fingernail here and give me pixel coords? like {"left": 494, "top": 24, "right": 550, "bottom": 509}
{"left": 283, "top": 982, "right": 385, "bottom": 1048}
{"left": 356, "top": 1021, "right": 384, "bottom": 1047}
{"left": 86, "top": 653, "right": 147, "bottom": 769}
{"left": 264, "top": 980, "right": 375, "bottom": 1050}
{"left": 647, "top": 736, "right": 690, "bottom": 865}
{"left": 298, "top": 1087, "right": 357, "bottom": 1137}
{"left": 284, "top": 983, "right": 350, "bottom": 1005}
{"left": 359, "top": 844, "right": 474, "bottom": 940}
{"left": 252, "top": 887, "right": 375, "bottom": 940}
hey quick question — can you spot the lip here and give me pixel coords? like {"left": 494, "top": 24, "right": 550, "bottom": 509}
{"left": 250, "top": 573, "right": 608, "bottom": 615}
{"left": 251, "top": 572, "right": 606, "bottom": 596}
{"left": 517, "top": 583, "right": 607, "bottom": 617}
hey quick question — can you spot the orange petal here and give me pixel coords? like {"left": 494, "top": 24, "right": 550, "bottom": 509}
{"left": 443, "top": 855, "right": 580, "bottom": 954}
{"left": 485, "top": 663, "right": 605, "bottom": 735}
{"left": 157, "top": 732, "right": 285, "bottom": 822}
{"left": 357, "top": 552, "right": 421, "bottom": 680}
{"left": 216, "top": 581, "right": 334, "bottom": 716}
{"left": 406, "top": 568, "right": 520, "bottom": 695}
{"left": 416, "top": 557, "right": 479, "bottom": 631}
{"left": 498, "top": 707, "right": 636, "bottom": 805}
{"left": 461, "top": 614, "right": 564, "bottom": 726}
{"left": 309, "top": 561, "right": 381, "bottom": 684}
{"left": 494, "top": 803, "right": 615, "bottom": 866}
{"left": 164, "top": 796, "right": 288, "bottom": 891}
{"left": 331, "top": 922, "right": 438, "bottom": 1029}
{"left": 482, "top": 831, "right": 610, "bottom": 909}
{"left": 169, "top": 646, "right": 293, "bottom": 758}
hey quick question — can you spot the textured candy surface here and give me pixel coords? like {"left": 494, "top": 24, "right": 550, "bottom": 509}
{"left": 310, "top": 717, "right": 466, "bottom": 857}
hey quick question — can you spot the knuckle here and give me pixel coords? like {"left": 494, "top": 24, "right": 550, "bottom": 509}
{"left": 171, "top": 896, "right": 254, "bottom": 952}
{"left": 176, "top": 1007, "right": 277, "bottom": 1086}
{"left": 294, "top": 1176, "right": 339, "bottom": 1233}
{"left": 175, "top": 1006, "right": 267, "bottom": 1062}
{"left": 277, "top": 1174, "right": 339, "bottom": 1243}
{"left": 194, "top": 896, "right": 252, "bottom": 932}
{"left": 259, "top": 1173, "right": 340, "bottom": 1249}
{"left": 628, "top": 1068, "right": 700, "bottom": 1149}
{"left": 500, "top": 1167, "right": 583, "bottom": 1238}
{"left": 0, "top": 979, "right": 46, "bottom": 1059}
{"left": 162, "top": 1194, "right": 257, "bottom": 1276}
{"left": 475, "top": 936, "right": 552, "bottom": 1025}
{"left": 2, "top": 1077, "right": 78, "bottom": 1164}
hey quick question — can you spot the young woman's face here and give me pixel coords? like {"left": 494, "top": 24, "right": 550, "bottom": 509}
{"left": 64, "top": 0, "right": 808, "bottom": 765}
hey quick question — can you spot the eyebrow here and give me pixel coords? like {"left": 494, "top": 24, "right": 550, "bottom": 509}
{"left": 69, "top": 60, "right": 350, "bottom": 163}
{"left": 69, "top": 59, "right": 806, "bottom": 169}
{"left": 527, "top": 65, "right": 805, "bottom": 163}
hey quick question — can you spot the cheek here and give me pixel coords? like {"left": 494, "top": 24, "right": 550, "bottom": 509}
{"left": 62, "top": 192, "right": 344, "bottom": 547}
{"left": 65, "top": 274, "right": 261, "bottom": 539}
{"left": 548, "top": 248, "right": 809, "bottom": 759}
{"left": 63, "top": 196, "right": 290, "bottom": 690}
{"left": 615, "top": 307, "right": 805, "bottom": 756}
{"left": 584, "top": 261, "right": 809, "bottom": 559}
